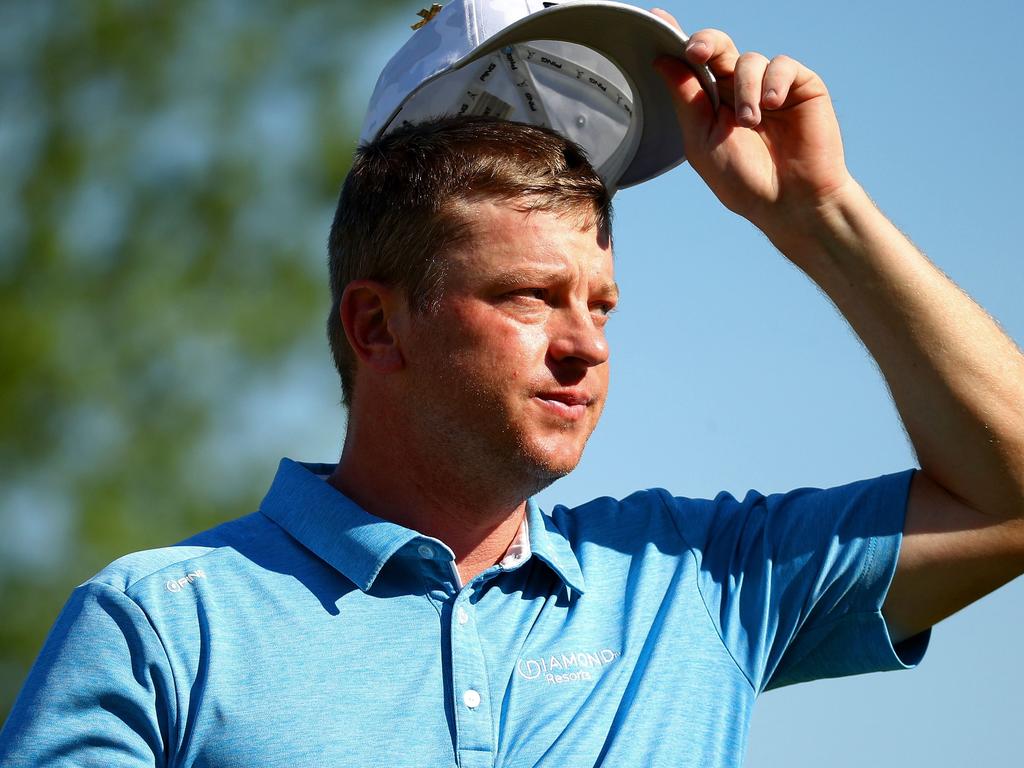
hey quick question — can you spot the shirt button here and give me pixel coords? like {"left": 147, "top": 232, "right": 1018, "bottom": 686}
{"left": 456, "top": 607, "right": 469, "bottom": 625}
{"left": 463, "top": 689, "right": 481, "bottom": 709}
{"left": 417, "top": 544, "right": 435, "bottom": 560}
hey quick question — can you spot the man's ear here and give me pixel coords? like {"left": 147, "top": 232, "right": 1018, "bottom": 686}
{"left": 339, "top": 280, "right": 407, "bottom": 374}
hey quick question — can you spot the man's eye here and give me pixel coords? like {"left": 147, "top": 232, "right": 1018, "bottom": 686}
{"left": 592, "top": 303, "right": 617, "bottom": 317}
{"left": 508, "top": 288, "right": 546, "bottom": 301}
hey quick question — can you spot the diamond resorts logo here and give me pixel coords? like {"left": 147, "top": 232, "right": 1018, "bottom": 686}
{"left": 517, "top": 648, "right": 621, "bottom": 685}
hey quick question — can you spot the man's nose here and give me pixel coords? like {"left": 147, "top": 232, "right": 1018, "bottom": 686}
{"left": 546, "top": 303, "right": 610, "bottom": 369}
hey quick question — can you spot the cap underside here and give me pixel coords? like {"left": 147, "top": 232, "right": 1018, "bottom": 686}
{"left": 369, "top": 2, "right": 718, "bottom": 189}
{"left": 390, "top": 40, "right": 642, "bottom": 187}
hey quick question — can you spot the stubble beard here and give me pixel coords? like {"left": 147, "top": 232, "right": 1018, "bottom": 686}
{"left": 415, "top": 376, "right": 590, "bottom": 505}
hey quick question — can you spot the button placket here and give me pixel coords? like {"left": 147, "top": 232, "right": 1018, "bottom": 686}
{"left": 449, "top": 588, "right": 493, "bottom": 764}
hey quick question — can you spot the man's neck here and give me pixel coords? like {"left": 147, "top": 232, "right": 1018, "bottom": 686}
{"left": 327, "top": 416, "right": 531, "bottom": 585}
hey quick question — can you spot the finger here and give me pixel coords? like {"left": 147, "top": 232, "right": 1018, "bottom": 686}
{"left": 680, "top": 28, "right": 741, "bottom": 79}
{"left": 761, "top": 55, "right": 801, "bottom": 110}
{"left": 650, "top": 7, "right": 681, "bottom": 30}
{"left": 733, "top": 52, "right": 770, "bottom": 127}
{"left": 653, "top": 55, "right": 713, "bottom": 150}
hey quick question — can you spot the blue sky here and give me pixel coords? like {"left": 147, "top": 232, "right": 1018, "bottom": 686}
{"left": 267, "top": 1, "right": 1023, "bottom": 764}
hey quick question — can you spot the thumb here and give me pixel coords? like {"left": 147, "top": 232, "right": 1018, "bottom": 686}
{"left": 654, "top": 56, "right": 713, "bottom": 155}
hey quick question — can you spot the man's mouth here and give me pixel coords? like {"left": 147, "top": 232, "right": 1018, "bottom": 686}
{"left": 533, "top": 390, "right": 592, "bottom": 420}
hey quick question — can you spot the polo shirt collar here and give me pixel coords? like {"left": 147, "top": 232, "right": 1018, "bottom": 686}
{"left": 259, "top": 458, "right": 586, "bottom": 597}
{"left": 525, "top": 497, "right": 587, "bottom": 596}
{"left": 259, "top": 458, "right": 420, "bottom": 592}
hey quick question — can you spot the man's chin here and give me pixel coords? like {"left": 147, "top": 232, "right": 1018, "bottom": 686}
{"left": 514, "top": 439, "right": 587, "bottom": 490}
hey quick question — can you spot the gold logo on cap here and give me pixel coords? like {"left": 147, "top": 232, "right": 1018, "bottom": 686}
{"left": 411, "top": 4, "right": 443, "bottom": 30}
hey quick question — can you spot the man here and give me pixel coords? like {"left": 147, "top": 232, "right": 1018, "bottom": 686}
{"left": 2, "top": 9, "right": 1022, "bottom": 768}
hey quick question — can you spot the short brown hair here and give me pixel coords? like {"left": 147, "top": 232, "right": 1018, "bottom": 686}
{"left": 326, "top": 116, "right": 613, "bottom": 406}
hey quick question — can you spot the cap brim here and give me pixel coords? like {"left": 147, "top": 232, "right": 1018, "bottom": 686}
{"left": 447, "top": 1, "right": 718, "bottom": 189}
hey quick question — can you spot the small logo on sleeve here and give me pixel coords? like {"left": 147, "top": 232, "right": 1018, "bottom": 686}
{"left": 165, "top": 568, "right": 206, "bottom": 593}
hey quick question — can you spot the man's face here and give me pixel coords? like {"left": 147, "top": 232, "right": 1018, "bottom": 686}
{"left": 401, "top": 200, "right": 617, "bottom": 494}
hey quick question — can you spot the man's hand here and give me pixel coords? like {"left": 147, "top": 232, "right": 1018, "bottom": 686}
{"left": 652, "top": 10, "right": 852, "bottom": 243}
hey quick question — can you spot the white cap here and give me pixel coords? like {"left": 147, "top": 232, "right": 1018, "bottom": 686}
{"left": 360, "top": 0, "right": 718, "bottom": 193}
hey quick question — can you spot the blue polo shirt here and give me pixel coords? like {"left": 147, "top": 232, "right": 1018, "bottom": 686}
{"left": 0, "top": 459, "right": 928, "bottom": 767}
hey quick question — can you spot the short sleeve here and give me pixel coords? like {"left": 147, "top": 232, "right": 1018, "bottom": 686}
{"left": 665, "top": 470, "right": 930, "bottom": 694}
{"left": 0, "top": 581, "right": 174, "bottom": 766}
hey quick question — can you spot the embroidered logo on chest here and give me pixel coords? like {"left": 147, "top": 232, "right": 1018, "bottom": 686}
{"left": 516, "top": 648, "right": 621, "bottom": 685}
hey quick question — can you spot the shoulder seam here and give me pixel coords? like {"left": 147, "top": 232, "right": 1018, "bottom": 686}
{"left": 654, "top": 488, "right": 758, "bottom": 694}
{"left": 88, "top": 546, "right": 223, "bottom": 593}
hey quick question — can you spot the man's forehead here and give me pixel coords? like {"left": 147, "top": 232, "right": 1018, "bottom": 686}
{"left": 460, "top": 193, "right": 603, "bottom": 227}
{"left": 454, "top": 199, "right": 611, "bottom": 259}
{"left": 448, "top": 229, "right": 614, "bottom": 298}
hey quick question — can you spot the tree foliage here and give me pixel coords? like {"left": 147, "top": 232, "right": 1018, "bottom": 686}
{"left": 0, "top": 0, "right": 411, "bottom": 716}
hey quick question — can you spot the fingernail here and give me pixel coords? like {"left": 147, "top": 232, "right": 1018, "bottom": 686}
{"left": 738, "top": 105, "right": 754, "bottom": 122}
{"left": 686, "top": 40, "right": 707, "bottom": 54}
{"left": 765, "top": 89, "right": 778, "bottom": 102}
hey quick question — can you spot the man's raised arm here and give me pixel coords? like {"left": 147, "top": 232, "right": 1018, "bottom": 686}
{"left": 652, "top": 12, "right": 1024, "bottom": 643}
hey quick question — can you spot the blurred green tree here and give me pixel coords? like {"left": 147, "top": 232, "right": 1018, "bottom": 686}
{"left": 0, "top": 0, "right": 412, "bottom": 716}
